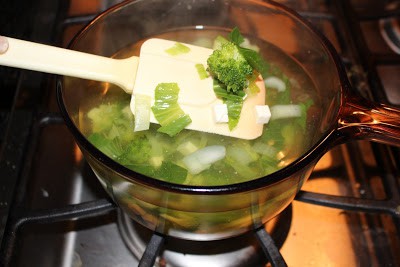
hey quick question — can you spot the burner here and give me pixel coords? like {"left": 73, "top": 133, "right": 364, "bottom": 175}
{"left": 117, "top": 205, "right": 292, "bottom": 267}
{"left": 380, "top": 17, "right": 400, "bottom": 54}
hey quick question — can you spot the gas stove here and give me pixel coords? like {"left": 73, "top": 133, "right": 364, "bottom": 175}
{"left": 0, "top": 0, "right": 399, "bottom": 266}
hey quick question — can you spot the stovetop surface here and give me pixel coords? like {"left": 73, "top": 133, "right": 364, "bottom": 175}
{"left": 1, "top": 0, "right": 399, "bottom": 266}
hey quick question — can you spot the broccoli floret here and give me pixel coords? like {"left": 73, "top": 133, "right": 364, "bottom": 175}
{"left": 207, "top": 41, "right": 253, "bottom": 93}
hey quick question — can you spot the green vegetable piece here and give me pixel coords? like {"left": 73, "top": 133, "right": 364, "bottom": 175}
{"left": 156, "top": 161, "right": 188, "bottom": 183}
{"left": 229, "top": 27, "right": 270, "bottom": 77}
{"left": 225, "top": 155, "right": 260, "bottom": 178}
{"left": 207, "top": 41, "right": 253, "bottom": 93}
{"left": 212, "top": 79, "right": 244, "bottom": 130}
{"left": 229, "top": 27, "right": 245, "bottom": 46}
{"left": 238, "top": 47, "right": 270, "bottom": 78}
{"left": 165, "top": 42, "right": 191, "bottom": 56}
{"left": 266, "top": 75, "right": 291, "bottom": 104}
{"left": 88, "top": 133, "right": 125, "bottom": 160}
{"left": 127, "top": 161, "right": 187, "bottom": 184}
{"left": 212, "top": 35, "right": 230, "bottom": 50}
{"left": 226, "top": 98, "right": 243, "bottom": 130}
{"left": 207, "top": 27, "right": 270, "bottom": 131}
{"left": 151, "top": 83, "right": 192, "bottom": 137}
{"left": 260, "top": 120, "right": 286, "bottom": 151}
{"left": 195, "top": 63, "right": 209, "bottom": 80}
{"left": 122, "top": 135, "right": 152, "bottom": 164}
{"left": 295, "top": 98, "right": 314, "bottom": 130}
{"left": 247, "top": 72, "right": 260, "bottom": 95}
{"left": 87, "top": 103, "right": 122, "bottom": 133}
{"left": 134, "top": 94, "right": 152, "bottom": 132}
{"left": 157, "top": 115, "right": 192, "bottom": 137}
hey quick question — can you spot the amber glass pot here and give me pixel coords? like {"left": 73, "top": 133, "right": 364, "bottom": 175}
{"left": 57, "top": 0, "right": 400, "bottom": 241}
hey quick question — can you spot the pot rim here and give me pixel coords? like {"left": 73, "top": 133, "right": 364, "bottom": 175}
{"left": 56, "top": 0, "right": 348, "bottom": 194}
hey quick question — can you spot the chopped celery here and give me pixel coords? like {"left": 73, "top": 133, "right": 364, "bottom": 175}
{"left": 134, "top": 94, "right": 152, "bottom": 132}
{"left": 270, "top": 104, "right": 302, "bottom": 120}
{"left": 157, "top": 115, "right": 192, "bottom": 137}
{"left": 252, "top": 142, "right": 277, "bottom": 158}
{"left": 165, "top": 42, "right": 190, "bottom": 56}
{"left": 182, "top": 145, "right": 226, "bottom": 175}
{"left": 226, "top": 141, "right": 259, "bottom": 165}
{"left": 195, "top": 63, "right": 209, "bottom": 80}
{"left": 225, "top": 156, "right": 261, "bottom": 178}
{"left": 177, "top": 141, "right": 199, "bottom": 156}
{"left": 151, "top": 83, "right": 192, "bottom": 137}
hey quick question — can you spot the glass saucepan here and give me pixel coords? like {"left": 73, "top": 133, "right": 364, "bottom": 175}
{"left": 57, "top": 0, "right": 400, "bottom": 241}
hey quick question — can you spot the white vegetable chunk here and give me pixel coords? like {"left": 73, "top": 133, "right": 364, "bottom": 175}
{"left": 182, "top": 145, "right": 226, "bottom": 175}
{"left": 264, "top": 76, "right": 286, "bottom": 92}
{"left": 255, "top": 105, "right": 271, "bottom": 124}
{"left": 133, "top": 94, "right": 152, "bottom": 131}
{"left": 213, "top": 104, "right": 229, "bottom": 123}
{"left": 270, "top": 104, "right": 302, "bottom": 120}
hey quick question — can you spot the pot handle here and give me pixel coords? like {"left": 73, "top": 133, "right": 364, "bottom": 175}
{"left": 338, "top": 94, "right": 400, "bottom": 146}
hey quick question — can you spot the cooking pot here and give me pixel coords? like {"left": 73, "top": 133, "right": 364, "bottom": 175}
{"left": 57, "top": 0, "right": 400, "bottom": 241}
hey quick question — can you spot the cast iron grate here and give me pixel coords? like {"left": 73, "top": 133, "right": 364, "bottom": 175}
{"left": 0, "top": 171, "right": 398, "bottom": 267}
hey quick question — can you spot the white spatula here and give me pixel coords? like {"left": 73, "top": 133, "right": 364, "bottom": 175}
{"left": 0, "top": 36, "right": 266, "bottom": 139}
{"left": 0, "top": 36, "right": 139, "bottom": 94}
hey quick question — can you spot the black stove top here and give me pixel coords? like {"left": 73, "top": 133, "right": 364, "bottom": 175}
{"left": 1, "top": 1, "right": 399, "bottom": 266}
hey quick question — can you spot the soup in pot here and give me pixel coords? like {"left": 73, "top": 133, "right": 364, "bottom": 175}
{"left": 79, "top": 28, "right": 320, "bottom": 186}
